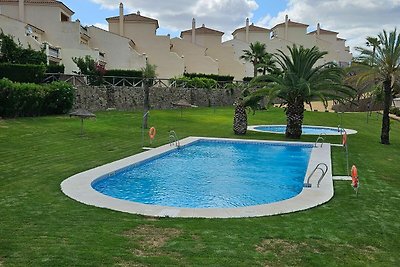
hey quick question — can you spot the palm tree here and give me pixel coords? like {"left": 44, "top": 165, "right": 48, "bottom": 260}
{"left": 240, "top": 41, "right": 268, "bottom": 77}
{"left": 251, "top": 45, "right": 353, "bottom": 139}
{"left": 355, "top": 29, "right": 400, "bottom": 144}
{"left": 142, "top": 63, "right": 157, "bottom": 129}
{"left": 366, "top": 36, "right": 381, "bottom": 66}
{"left": 233, "top": 89, "right": 263, "bottom": 135}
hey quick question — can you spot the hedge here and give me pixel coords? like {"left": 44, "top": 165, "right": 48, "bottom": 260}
{"left": 0, "top": 78, "right": 74, "bottom": 117}
{"left": 0, "top": 63, "right": 46, "bottom": 83}
{"left": 183, "top": 73, "right": 234, "bottom": 82}
{"left": 390, "top": 107, "right": 400, "bottom": 117}
{"left": 46, "top": 64, "right": 65, "bottom": 74}
{"left": 171, "top": 76, "right": 217, "bottom": 89}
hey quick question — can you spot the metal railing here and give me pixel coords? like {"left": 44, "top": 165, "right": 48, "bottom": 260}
{"left": 42, "top": 74, "right": 248, "bottom": 89}
{"left": 314, "top": 135, "right": 325, "bottom": 148}
{"left": 169, "top": 130, "right": 180, "bottom": 148}
{"left": 304, "top": 163, "right": 329, "bottom": 188}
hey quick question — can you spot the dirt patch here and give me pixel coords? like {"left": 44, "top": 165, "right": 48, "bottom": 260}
{"left": 256, "top": 239, "right": 305, "bottom": 255}
{"left": 115, "top": 261, "right": 148, "bottom": 267}
{"left": 124, "top": 224, "right": 183, "bottom": 258}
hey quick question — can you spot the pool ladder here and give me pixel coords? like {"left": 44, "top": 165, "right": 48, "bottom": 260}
{"left": 314, "top": 134, "right": 325, "bottom": 147}
{"left": 169, "top": 130, "right": 180, "bottom": 148}
{"left": 304, "top": 163, "right": 328, "bottom": 188}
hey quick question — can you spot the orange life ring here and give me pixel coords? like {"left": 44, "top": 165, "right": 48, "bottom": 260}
{"left": 342, "top": 132, "right": 347, "bottom": 146}
{"left": 148, "top": 127, "right": 156, "bottom": 140}
{"left": 351, "top": 165, "right": 359, "bottom": 188}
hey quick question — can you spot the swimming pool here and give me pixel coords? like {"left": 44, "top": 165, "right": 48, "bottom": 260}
{"left": 248, "top": 125, "right": 357, "bottom": 135}
{"left": 61, "top": 137, "right": 333, "bottom": 218}
{"left": 92, "top": 140, "right": 312, "bottom": 208}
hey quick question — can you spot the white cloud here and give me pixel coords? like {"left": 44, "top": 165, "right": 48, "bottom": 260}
{"left": 90, "top": 0, "right": 258, "bottom": 38}
{"left": 257, "top": 0, "right": 400, "bottom": 53}
{"left": 92, "top": 23, "right": 108, "bottom": 31}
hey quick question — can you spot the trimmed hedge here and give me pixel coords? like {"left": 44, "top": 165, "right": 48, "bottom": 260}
{"left": 183, "top": 73, "right": 234, "bottom": 82}
{"left": 0, "top": 78, "right": 74, "bottom": 117}
{"left": 46, "top": 64, "right": 65, "bottom": 74}
{"left": 171, "top": 76, "right": 217, "bottom": 89}
{"left": 0, "top": 63, "right": 46, "bottom": 83}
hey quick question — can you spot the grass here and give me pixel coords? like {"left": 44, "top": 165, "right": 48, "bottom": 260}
{"left": 0, "top": 107, "right": 399, "bottom": 266}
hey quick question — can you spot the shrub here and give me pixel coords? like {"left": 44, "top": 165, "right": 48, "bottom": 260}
{"left": 170, "top": 76, "right": 217, "bottom": 89}
{"left": 0, "top": 63, "right": 46, "bottom": 83}
{"left": 243, "top": 77, "right": 254, "bottom": 82}
{"left": 46, "top": 64, "right": 65, "bottom": 74}
{"left": 390, "top": 107, "right": 400, "bottom": 117}
{"left": 0, "top": 78, "right": 74, "bottom": 117}
{"left": 0, "top": 32, "right": 47, "bottom": 65}
{"left": 183, "top": 73, "right": 234, "bottom": 82}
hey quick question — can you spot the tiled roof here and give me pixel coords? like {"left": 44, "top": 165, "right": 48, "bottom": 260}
{"left": 180, "top": 26, "right": 224, "bottom": 37}
{"left": 232, "top": 24, "right": 270, "bottom": 35}
{"left": 106, "top": 13, "right": 159, "bottom": 28}
{"left": 308, "top": 29, "right": 338, "bottom": 35}
{"left": 0, "top": 0, "right": 74, "bottom": 14}
{"left": 272, "top": 20, "right": 309, "bottom": 29}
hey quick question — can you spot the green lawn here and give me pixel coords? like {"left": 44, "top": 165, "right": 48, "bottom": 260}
{"left": 0, "top": 107, "right": 399, "bottom": 266}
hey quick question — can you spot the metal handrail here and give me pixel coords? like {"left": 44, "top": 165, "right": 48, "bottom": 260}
{"left": 169, "top": 130, "right": 180, "bottom": 148}
{"left": 314, "top": 135, "right": 325, "bottom": 148}
{"left": 304, "top": 163, "right": 329, "bottom": 188}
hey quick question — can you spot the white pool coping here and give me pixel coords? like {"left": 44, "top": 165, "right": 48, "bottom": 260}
{"left": 61, "top": 137, "right": 334, "bottom": 218}
{"left": 248, "top": 125, "right": 357, "bottom": 135}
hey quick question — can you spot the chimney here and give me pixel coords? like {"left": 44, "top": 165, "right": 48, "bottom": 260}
{"left": 317, "top": 23, "right": 321, "bottom": 35}
{"left": 284, "top": 14, "right": 289, "bottom": 40}
{"left": 119, "top": 2, "right": 124, "bottom": 36}
{"left": 19, "top": 0, "right": 24, "bottom": 22}
{"left": 245, "top": 18, "right": 249, "bottom": 43}
{"left": 191, "top": 18, "right": 196, "bottom": 43}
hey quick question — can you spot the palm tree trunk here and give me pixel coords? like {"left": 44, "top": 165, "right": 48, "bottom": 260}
{"left": 380, "top": 80, "right": 392, "bottom": 144}
{"left": 233, "top": 104, "right": 247, "bottom": 135}
{"left": 285, "top": 100, "right": 304, "bottom": 139}
{"left": 253, "top": 62, "right": 258, "bottom": 77}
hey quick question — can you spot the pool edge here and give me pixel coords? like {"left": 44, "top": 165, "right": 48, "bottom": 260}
{"left": 61, "top": 137, "right": 333, "bottom": 218}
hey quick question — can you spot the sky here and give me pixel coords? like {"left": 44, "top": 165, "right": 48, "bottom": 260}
{"left": 62, "top": 0, "right": 400, "bottom": 53}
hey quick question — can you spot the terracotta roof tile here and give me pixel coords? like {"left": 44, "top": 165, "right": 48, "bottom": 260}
{"left": 0, "top": 0, "right": 74, "bottom": 14}
{"left": 106, "top": 13, "right": 159, "bottom": 28}
{"left": 180, "top": 26, "right": 224, "bottom": 38}
{"left": 272, "top": 20, "right": 309, "bottom": 29}
{"left": 232, "top": 24, "right": 270, "bottom": 35}
{"left": 308, "top": 29, "right": 338, "bottom": 35}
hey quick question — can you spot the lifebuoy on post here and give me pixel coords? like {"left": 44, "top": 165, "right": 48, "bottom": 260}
{"left": 148, "top": 127, "right": 156, "bottom": 143}
{"left": 342, "top": 132, "right": 347, "bottom": 146}
{"left": 351, "top": 165, "right": 359, "bottom": 189}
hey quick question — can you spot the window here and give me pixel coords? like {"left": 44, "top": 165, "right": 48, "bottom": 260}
{"left": 61, "top": 13, "right": 69, "bottom": 22}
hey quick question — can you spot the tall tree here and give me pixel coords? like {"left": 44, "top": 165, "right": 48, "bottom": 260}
{"left": 251, "top": 45, "right": 353, "bottom": 139}
{"left": 240, "top": 41, "right": 269, "bottom": 77}
{"left": 355, "top": 29, "right": 400, "bottom": 144}
{"left": 365, "top": 36, "right": 381, "bottom": 66}
{"left": 142, "top": 63, "right": 157, "bottom": 129}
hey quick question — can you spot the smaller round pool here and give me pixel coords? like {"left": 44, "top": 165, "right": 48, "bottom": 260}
{"left": 248, "top": 125, "right": 357, "bottom": 135}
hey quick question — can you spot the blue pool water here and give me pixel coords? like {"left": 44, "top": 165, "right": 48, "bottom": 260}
{"left": 92, "top": 140, "right": 312, "bottom": 208}
{"left": 253, "top": 125, "right": 342, "bottom": 135}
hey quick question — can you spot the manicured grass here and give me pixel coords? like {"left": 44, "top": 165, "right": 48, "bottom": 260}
{"left": 0, "top": 107, "right": 399, "bottom": 266}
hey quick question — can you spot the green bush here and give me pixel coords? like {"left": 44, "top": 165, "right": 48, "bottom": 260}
{"left": 170, "top": 76, "right": 217, "bottom": 89}
{"left": 390, "top": 107, "right": 400, "bottom": 117}
{"left": 0, "top": 63, "right": 46, "bottom": 83}
{"left": 243, "top": 77, "right": 253, "bottom": 82}
{"left": 0, "top": 32, "right": 47, "bottom": 65}
{"left": 46, "top": 64, "right": 65, "bottom": 74}
{"left": 183, "top": 73, "right": 234, "bottom": 82}
{"left": 0, "top": 78, "right": 74, "bottom": 117}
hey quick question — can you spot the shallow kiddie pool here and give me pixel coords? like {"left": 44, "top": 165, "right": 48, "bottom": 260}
{"left": 248, "top": 125, "right": 357, "bottom": 135}
{"left": 61, "top": 137, "right": 333, "bottom": 218}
